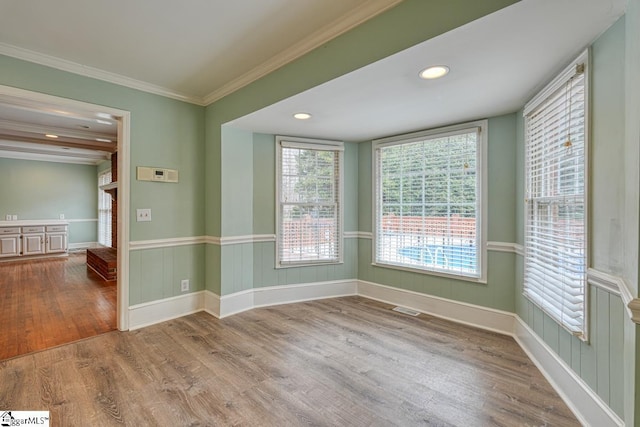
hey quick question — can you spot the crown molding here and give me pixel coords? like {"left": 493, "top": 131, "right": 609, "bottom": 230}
{"left": 0, "top": 148, "right": 105, "bottom": 165}
{"left": 202, "top": 0, "right": 403, "bottom": 105}
{"left": 0, "top": 0, "right": 401, "bottom": 107}
{"left": 0, "top": 42, "right": 206, "bottom": 106}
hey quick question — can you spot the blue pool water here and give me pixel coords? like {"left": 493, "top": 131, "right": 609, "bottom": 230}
{"left": 398, "top": 245, "right": 476, "bottom": 270}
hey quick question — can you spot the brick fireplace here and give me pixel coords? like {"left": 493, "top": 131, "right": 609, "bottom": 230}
{"left": 86, "top": 151, "right": 117, "bottom": 281}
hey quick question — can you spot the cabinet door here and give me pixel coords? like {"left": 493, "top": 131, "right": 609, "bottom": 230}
{"left": 23, "top": 233, "right": 45, "bottom": 255}
{"left": 46, "top": 233, "right": 67, "bottom": 253}
{"left": 0, "top": 235, "right": 20, "bottom": 257}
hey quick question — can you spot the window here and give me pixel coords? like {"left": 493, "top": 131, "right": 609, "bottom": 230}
{"left": 523, "top": 51, "right": 588, "bottom": 338}
{"left": 98, "top": 168, "right": 112, "bottom": 247}
{"left": 276, "top": 136, "right": 343, "bottom": 267}
{"left": 373, "top": 121, "right": 487, "bottom": 281}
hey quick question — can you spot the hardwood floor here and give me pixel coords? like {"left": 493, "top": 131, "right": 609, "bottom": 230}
{"left": 0, "top": 297, "right": 579, "bottom": 426}
{"left": 0, "top": 253, "right": 117, "bottom": 360}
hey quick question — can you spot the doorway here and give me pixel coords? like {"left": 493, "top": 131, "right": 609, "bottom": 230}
{"left": 0, "top": 85, "right": 130, "bottom": 358}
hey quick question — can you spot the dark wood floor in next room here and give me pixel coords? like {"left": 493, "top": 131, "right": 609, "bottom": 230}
{"left": 0, "top": 296, "right": 579, "bottom": 426}
{"left": 0, "top": 253, "right": 117, "bottom": 360}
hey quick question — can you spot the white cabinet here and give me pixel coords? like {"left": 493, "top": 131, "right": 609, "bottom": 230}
{"left": 46, "top": 225, "right": 68, "bottom": 254}
{"left": 0, "top": 222, "right": 68, "bottom": 260}
{"left": 0, "top": 230, "right": 21, "bottom": 257}
{"left": 22, "top": 226, "right": 46, "bottom": 256}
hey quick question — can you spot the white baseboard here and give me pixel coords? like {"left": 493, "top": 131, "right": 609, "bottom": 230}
{"left": 68, "top": 241, "right": 100, "bottom": 250}
{"left": 203, "top": 290, "right": 221, "bottom": 318}
{"left": 253, "top": 280, "right": 358, "bottom": 308}
{"left": 357, "top": 280, "right": 515, "bottom": 335}
{"left": 219, "top": 289, "right": 255, "bottom": 318}
{"left": 514, "top": 318, "right": 623, "bottom": 427}
{"left": 217, "top": 280, "right": 358, "bottom": 318}
{"left": 128, "top": 291, "right": 205, "bottom": 330}
{"left": 127, "top": 280, "right": 621, "bottom": 426}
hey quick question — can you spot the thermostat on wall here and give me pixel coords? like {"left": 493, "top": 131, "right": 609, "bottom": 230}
{"left": 137, "top": 166, "right": 179, "bottom": 183}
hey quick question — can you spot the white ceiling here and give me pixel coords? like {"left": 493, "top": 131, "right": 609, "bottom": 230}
{"left": 229, "top": 0, "right": 626, "bottom": 142}
{"left": 0, "top": 0, "right": 401, "bottom": 104}
{"left": 0, "top": 0, "right": 627, "bottom": 160}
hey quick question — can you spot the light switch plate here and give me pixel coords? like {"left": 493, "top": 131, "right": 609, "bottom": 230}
{"left": 136, "top": 208, "right": 152, "bottom": 222}
{"left": 11, "top": 215, "right": 17, "bottom": 221}
{"left": 5, "top": 215, "right": 10, "bottom": 221}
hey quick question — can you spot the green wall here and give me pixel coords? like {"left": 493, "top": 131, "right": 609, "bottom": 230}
{"left": 357, "top": 115, "right": 517, "bottom": 312}
{"left": 2, "top": 0, "right": 637, "bottom": 422}
{"left": 0, "top": 157, "right": 97, "bottom": 244}
{"left": 0, "top": 53, "right": 206, "bottom": 301}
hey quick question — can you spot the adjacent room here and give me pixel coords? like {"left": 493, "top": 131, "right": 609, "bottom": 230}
{"left": 0, "top": 0, "right": 638, "bottom": 425}
{"left": 0, "top": 105, "right": 119, "bottom": 359}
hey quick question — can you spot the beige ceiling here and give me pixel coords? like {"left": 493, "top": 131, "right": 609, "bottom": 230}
{"left": 0, "top": 0, "right": 401, "bottom": 105}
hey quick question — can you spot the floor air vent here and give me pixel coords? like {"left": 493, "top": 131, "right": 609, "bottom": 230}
{"left": 392, "top": 306, "right": 421, "bottom": 316}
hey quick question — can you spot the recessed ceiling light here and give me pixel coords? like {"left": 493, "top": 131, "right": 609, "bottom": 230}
{"left": 419, "top": 65, "right": 450, "bottom": 80}
{"left": 293, "top": 112, "right": 312, "bottom": 120}
{"left": 96, "top": 138, "right": 112, "bottom": 143}
{"left": 45, "top": 134, "right": 59, "bottom": 138}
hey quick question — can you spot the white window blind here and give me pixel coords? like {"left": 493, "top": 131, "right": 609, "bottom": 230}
{"left": 373, "top": 122, "right": 486, "bottom": 280}
{"left": 276, "top": 137, "right": 343, "bottom": 267}
{"left": 523, "top": 52, "right": 588, "bottom": 338}
{"left": 98, "top": 169, "right": 112, "bottom": 247}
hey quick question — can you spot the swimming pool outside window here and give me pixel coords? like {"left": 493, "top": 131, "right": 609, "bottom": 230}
{"left": 373, "top": 121, "right": 487, "bottom": 281}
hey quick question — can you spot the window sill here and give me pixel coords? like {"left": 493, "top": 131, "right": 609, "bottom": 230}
{"left": 276, "top": 260, "right": 344, "bottom": 269}
{"left": 371, "top": 262, "right": 487, "bottom": 285}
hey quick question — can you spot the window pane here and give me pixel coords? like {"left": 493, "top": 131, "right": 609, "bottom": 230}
{"left": 278, "top": 141, "right": 342, "bottom": 266}
{"left": 375, "top": 126, "right": 482, "bottom": 278}
{"left": 523, "top": 57, "right": 587, "bottom": 338}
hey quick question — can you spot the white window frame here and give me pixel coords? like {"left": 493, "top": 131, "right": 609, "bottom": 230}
{"left": 372, "top": 120, "right": 488, "bottom": 283}
{"left": 98, "top": 167, "right": 112, "bottom": 247}
{"left": 275, "top": 136, "right": 344, "bottom": 268}
{"left": 523, "top": 50, "right": 589, "bottom": 340}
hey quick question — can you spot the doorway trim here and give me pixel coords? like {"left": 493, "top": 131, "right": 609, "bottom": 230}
{"left": 0, "top": 84, "right": 131, "bottom": 330}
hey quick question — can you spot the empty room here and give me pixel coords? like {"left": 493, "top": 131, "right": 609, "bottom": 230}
{"left": 0, "top": 0, "right": 639, "bottom": 425}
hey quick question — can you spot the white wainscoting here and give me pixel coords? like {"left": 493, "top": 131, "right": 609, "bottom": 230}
{"left": 128, "top": 291, "right": 204, "bottom": 330}
{"left": 357, "top": 280, "right": 515, "bottom": 335}
{"left": 514, "top": 318, "right": 623, "bottom": 427}
{"left": 126, "top": 231, "right": 631, "bottom": 426}
{"left": 126, "top": 278, "right": 622, "bottom": 426}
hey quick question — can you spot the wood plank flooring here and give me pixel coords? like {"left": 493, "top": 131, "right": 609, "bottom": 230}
{"left": 0, "top": 253, "right": 117, "bottom": 360}
{"left": 0, "top": 297, "right": 579, "bottom": 426}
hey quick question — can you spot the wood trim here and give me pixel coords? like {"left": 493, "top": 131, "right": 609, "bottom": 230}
{"left": 0, "top": 0, "right": 402, "bottom": 107}
{"left": 201, "top": 0, "right": 403, "bottom": 104}
{"left": 514, "top": 317, "right": 623, "bottom": 427}
{"left": 588, "top": 268, "right": 640, "bottom": 323}
{"left": 0, "top": 42, "right": 204, "bottom": 105}
{"left": 128, "top": 279, "right": 621, "bottom": 426}
{"left": 357, "top": 280, "right": 515, "bottom": 335}
{"left": 487, "top": 241, "right": 521, "bottom": 254}
{"left": 129, "top": 236, "right": 208, "bottom": 251}
{"left": 345, "top": 231, "right": 373, "bottom": 239}
{"left": 128, "top": 291, "right": 205, "bottom": 330}
{"left": 216, "top": 280, "right": 358, "bottom": 318}
{"left": 220, "top": 234, "right": 276, "bottom": 245}
{"left": 68, "top": 242, "right": 99, "bottom": 250}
